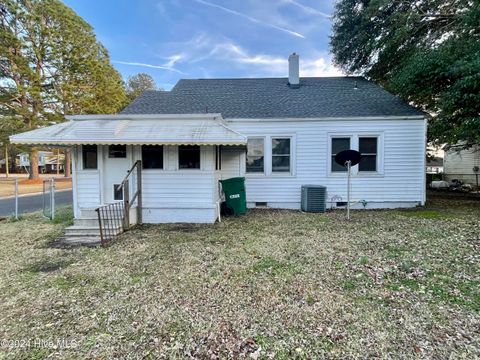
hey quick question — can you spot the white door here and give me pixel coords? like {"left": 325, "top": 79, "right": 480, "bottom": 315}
{"left": 102, "top": 145, "right": 132, "bottom": 203}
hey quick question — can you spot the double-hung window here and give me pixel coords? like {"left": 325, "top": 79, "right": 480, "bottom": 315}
{"left": 359, "top": 137, "right": 378, "bottom": 172}
{"left": 246, "top": 138, "right": 264, "bottom": 173}
{"left": 331, "top": 137, "right": 350, "bottom": 172}
{"left": 272, "top": 138, "right": 291, "bottom": 173}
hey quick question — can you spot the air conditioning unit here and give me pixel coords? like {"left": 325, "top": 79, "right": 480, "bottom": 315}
{"left": 301, "top": 185, "right": 327, "bottom": 213}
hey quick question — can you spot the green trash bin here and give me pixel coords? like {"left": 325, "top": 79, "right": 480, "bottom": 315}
{"left": 219, "top": 177, "right": 247, "bottom": 215}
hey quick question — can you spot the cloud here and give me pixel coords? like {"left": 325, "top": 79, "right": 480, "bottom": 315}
{"left": 283, "top": 0, "right": 331, "bottom": 18}
{"left": 193, "top": 0, "right": 306, "bottom": 39}
{"left": 160, "top": 34, "right": 342, "bottom": 77}
{"left": 112, "top": 60, "right": 187, "bottom": 75}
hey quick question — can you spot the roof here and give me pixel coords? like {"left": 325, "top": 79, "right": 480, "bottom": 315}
{"left": 121, "top": 77, "right": 425, "bottom": 118}
{"left": 9, "top": 115, "right": 247, "bottom": 146}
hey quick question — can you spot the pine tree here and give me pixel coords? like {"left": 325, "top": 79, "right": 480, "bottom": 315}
{"left": 0, "top": 0, "right": 127, "bottom": 179}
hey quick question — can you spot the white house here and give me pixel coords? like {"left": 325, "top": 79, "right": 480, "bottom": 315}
{"left": 10, "top": 54, "right": 427, "bottom": 242}
{"left": 443, "top": 145, "right": 480, "bottom": 185}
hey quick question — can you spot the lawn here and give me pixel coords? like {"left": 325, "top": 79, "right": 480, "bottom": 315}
{"left": 0, "top": 197, "right": 478, "bottom": 359}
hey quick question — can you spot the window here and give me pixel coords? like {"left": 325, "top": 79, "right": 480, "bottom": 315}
{"left": 331, "top": 138, "right": 350, "bottom": 172}
{"left": 82, "top": 145, "right": 97, "bottom": 169}
{"left": 246, "top": 138, "right": 264, "bottom": 173}
{"left": 215, "top": 145, "right": 222, "bottom": 170}
{"left": 108, "top": 145, "right": 127, "bottom": 158}
{"left": 142, "top": 145, "right": 163, "bottom": 169}
{"left": 178, "top": 145, "right": 200, "bottom": 169}
{"left": 113, "top": 184, "right": 123, "bottom": 201}
{"left": 359, "top": 137, "right": 378, "bottom": 172}
{"left": 272, "top": 138, "right": 291, "bottom": 173}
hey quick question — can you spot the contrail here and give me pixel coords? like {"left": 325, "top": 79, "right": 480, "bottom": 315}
{"left": 194, "top": 0, "right": 306, "bottom": 39}
{"left": 284, "top": 0, "right": 331, "bottom": 19}
{"left": 113, "top": 61, "right": 187, "bottom": 74}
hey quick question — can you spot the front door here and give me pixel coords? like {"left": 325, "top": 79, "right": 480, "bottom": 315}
{"left": 102, "top": 145, "right": 132, "bottom": 203}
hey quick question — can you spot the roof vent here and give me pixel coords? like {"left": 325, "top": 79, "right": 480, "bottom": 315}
{"left": 354, "top": 81, "right": 358, "bottom": 90}
{"left": 288, "top": 53, "right": 300, "bottom": 88}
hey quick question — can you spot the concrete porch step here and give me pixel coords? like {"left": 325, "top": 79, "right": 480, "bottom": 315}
{"left": 54, "top": 236, "right": 102, "bottom": 247}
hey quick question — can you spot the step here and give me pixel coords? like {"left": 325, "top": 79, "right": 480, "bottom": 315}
{"left": 57, "top": 236, "right": 102, "bottom": 247}
{"left": 65, "top": 226, "right": 123, "bottom": 237}
{"left": 73, "top": 218, "right": 125, "bottom": 227}
{"left": 73, "top": 218, "right": 99, "bottom": 227}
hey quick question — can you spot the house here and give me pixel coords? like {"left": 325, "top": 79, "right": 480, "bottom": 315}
{"left": 443, "top": 145, "right": 480, "bottom": 186}
{"left": 10, "top": 54, "right": 427, "bottom": 229}
{"left": 16, "top": 151, "right": 65, "bottom": 174}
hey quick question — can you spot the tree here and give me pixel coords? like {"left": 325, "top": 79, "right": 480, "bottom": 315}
{"left": 0, "top": 0, "right": 127, "bottom": 179}
{"left": 125, "top": 73, "right": 157, "bottom": 102}
{"left": 330, "top": 0, "right": 480, "bottom": 148}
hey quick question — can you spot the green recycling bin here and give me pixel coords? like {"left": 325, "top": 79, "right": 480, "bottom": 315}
{"left": 220, "top": 177, "right": 247, "bottom": 215}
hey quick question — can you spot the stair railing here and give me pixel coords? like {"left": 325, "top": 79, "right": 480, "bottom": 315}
{"left": 95, "top": 159, "right": 142, "bottom": 246}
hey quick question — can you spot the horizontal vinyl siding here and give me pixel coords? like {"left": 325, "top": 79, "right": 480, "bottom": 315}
{"left": 229, "top": 119, "right": 425, "bottom": 206}
{"left": 220, "top": 149, "right": 242, "bottom": 179}
{"left": 76, "top": 171, "right": 101, "bottom": 207}
{"left": 444, "top": 147, "right": 480, "bottom": 174}
{"left": 142, "top": 171, "right": 214, "bottom": 208}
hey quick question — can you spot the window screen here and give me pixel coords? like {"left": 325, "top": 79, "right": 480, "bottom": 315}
{"left": 272, "top": 138, "right": 291, "bottom": 172}
{"left": 82, "top": 145, "right": 97, "bottom": 169}
{"left": 142, "top": 145, "right": 163, "bottom": 169}
{"left": 359, "top": 137, "right": 378, "bottom": 171}
{"left": 246, "top": 138, "right": 264, "bottom": 173}
{"left": 179, "top": 145, "right": 200, "bottom": 169}
{"left": 108, "top": 145, "right": 127, "bottom": 158}
{"left": 331, "top": 138, "right": 350, "bottom": 172}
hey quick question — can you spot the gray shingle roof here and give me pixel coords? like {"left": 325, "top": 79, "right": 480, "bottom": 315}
{"left": 120, "top": 77, "right": 424, "bottom": 118}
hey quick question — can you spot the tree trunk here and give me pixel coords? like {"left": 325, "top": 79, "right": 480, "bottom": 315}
{"left": 5, "top": 145, "right": 9, "bottom": 178}
{"left": 64, "top": 148, "right": 71, "bottom": 177}
{"left": 29, "top": 148, "right": 39, "bottom": 180}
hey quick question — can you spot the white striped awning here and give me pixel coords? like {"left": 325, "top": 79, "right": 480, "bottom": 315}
{"left": 10, "top": 114, "right": 247, "bottom": 146}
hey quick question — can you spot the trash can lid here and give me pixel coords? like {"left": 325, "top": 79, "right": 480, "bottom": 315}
{"left": 220, "top": 177, "right": 245, "bottom": 184}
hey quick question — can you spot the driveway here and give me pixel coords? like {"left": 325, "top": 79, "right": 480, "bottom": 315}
{"left": 0, "top": 190, "right": 72, "bottom": 216}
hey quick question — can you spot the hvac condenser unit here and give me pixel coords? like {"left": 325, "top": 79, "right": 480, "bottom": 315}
{"left": 301, "top": 185, "right": 327, "bottom": 213}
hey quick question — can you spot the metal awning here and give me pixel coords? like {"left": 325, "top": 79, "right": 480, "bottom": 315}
{"left": 9, "top": 114, "right": 247, "bottom": 146}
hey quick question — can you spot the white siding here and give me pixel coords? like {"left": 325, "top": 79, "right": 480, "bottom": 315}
{"left": 228, "top": 118, "right": 426, "bottom": 208}
{"left": 444, "top": 146, "right": 480, "bottom": 184}
{"left": 220, "top": 147, "right": 243, "bottom": 179}
{"left": 76, "top": 171, "right": 101, "bottom": 208}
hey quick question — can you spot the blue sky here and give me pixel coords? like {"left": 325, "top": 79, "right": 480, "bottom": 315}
{"left": 63, "top": 0, "right": 341, "bottom": 90}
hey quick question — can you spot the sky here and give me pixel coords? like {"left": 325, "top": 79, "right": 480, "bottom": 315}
{"left": 62, "top": 0, "right": 341, "bottom": 90}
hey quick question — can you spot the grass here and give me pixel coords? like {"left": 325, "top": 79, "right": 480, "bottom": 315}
{"left": 0, "top": 198, "right": 479, "bottom": 358}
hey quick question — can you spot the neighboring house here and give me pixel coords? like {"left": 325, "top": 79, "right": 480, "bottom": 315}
{"left": 16, "top": 151, "right": 65, "bottom": 174}
{"left": 11, "top": 54, "right": 427, "bottom": 225}
{"left": 444, "top": 145, "right": 480, "bottom": 185}
{"left": 426, "top": 157, "right": 444, "bottom": 174}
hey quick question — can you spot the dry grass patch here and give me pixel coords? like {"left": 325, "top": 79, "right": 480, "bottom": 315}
{"left": 0, "top": 199, "right": 479, "bottom": 359}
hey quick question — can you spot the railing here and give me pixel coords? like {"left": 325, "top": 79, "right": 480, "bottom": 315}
{"left": 95, "top": 160, "right": 142, "bottom": 246}
{"left": 96, "top": 202, "right": 126, "bottom": 246}
{"left": 118, "top": 159, "right": 143, "bottom": 227}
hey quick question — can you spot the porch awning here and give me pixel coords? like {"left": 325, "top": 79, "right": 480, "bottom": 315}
{"left": 9, "top": 114, "right": 247, "bottom": 146}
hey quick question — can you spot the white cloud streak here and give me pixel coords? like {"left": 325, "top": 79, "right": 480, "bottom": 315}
{"left": 283, "top": 0, "right": 331, "bottom": 18}
{"left": 112, "top": 60, "right": 187, "bottom": 74}
{"left": 193, "top": 0, "right": 306, "bottom": 39}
